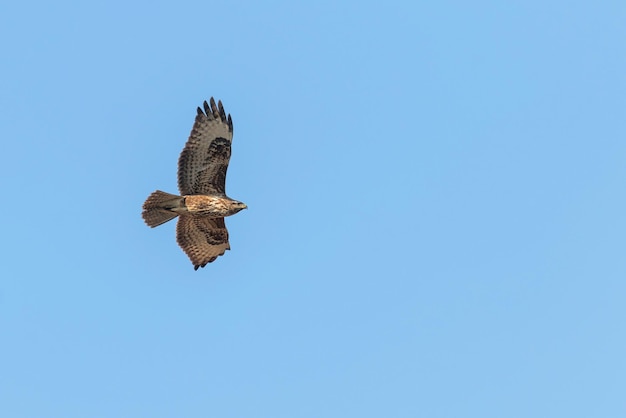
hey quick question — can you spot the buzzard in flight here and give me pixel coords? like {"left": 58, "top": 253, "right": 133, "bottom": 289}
{"left": 142, "top": 98, "right": 246, "bottom": 270}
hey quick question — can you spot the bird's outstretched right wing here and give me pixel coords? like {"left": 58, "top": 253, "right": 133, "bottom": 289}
{"left": 177, "top": 98, "right": 233, "bottom": 196}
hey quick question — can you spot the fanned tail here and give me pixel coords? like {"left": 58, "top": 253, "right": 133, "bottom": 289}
{"left": 142, "top": 190, "right": 184, "bottom": 227}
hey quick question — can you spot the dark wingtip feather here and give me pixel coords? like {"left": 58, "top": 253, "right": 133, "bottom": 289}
{"left": 218, "top": 100, "right": 227, "bottom": 122}
{"left": 227, "top": 114, "right": 233, "bottom": 132}
{"left": 209, "top": 97, "right": 220, "bottom": 119}
{"left": 203, "top": 100, "right": 213, "bottom": 119}
{"left": 194, "top": 265, "right": 200, "bottom": 271}
{"left": 197, "top": 106, "right": 203, "bottom": 115}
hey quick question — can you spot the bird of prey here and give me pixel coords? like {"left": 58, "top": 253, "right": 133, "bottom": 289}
{"left": 142, "top": 98, "right": 247, "bottom": 270}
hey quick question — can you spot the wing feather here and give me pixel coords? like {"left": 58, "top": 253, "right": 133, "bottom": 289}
{"left": 176, "top": 216, "right": 230, "bottom": 270}
{"left": 178, "top": 98, "right": 234, "bottom": 196}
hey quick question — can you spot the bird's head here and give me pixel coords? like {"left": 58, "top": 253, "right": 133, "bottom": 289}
{"left": 231, "top": 201, "right": 248, "bottom": 214}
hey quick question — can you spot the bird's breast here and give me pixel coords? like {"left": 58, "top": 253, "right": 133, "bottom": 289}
{"left": 183, "top": 195, "right": 229, "bottom": 217}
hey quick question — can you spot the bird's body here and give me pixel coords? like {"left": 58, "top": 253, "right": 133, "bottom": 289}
{"left": 143, "top": 191, "right": 246, "bottom": 222}
{"left": 142, "top": 98, "right": 246, "bottom": 270}
{"left": 183, "top": 194, "right": 247, "bottom": 217}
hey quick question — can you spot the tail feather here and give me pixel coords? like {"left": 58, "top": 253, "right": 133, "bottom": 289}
{"left": 142, "top": 190, "right": 183, "bottom": 227}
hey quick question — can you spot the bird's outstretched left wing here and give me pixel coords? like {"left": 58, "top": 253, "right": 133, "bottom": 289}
{"left": 176, "top": 216, "right": 230, "bottom": 270}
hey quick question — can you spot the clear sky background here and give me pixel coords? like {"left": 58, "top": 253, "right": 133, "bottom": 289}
{"left": 1, "top": 1, "right": 625, "bottom": 417}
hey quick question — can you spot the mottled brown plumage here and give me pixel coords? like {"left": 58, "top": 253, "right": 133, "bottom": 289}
{"left": 142, "top": 98, "right": 246, "bottom": 270}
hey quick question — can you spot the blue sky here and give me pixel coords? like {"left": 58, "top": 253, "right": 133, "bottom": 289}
{"left": 1, "top": 0, "right": 625, "bottom": 417}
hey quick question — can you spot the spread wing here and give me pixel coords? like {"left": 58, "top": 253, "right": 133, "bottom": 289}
{"left": 178, "top": 98, "right": 234, "bottom": 196}
{"left": 176, "top": 216, "right": 230, "bottom": 270}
